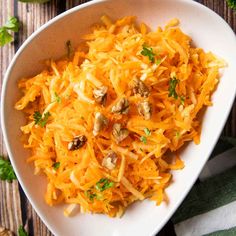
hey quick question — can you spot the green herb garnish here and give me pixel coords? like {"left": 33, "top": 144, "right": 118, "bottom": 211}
{"left": 4, "top": 17, "right": 20, "bottom": 32}
{"left": 54, "top": 92, "right": 61, "bottom": 103}
{"left": 0, "top": 156, "right": 16, "bottom": 182}
{"left": 140, "top": 136, "right": 147, "bottom": 144}
{"left": 155, "top": 58, "right": 162, "bottom": 65}
{"left": 95, "top": 178, "right": 114, "bottom": 192}
{"left": 18, "top": 226, "right": 28, "bottom": 236}
{"left": 53, "top": 162, "right": 60, "bottom": 170}
{"left": 227, "top": 0, "right": 236, "bottom": 10}
{"left": 141, "top": 45, "right": 156, "bottom": 63}
{"left": 168, "top": 77, "right": 179, "bottom": 99}
{"left": 144, "top": 128, "right": 151, "bottom": 136}
{"left": 85, "top": 190, "right": 97, "bottom": 201}
{"left": 176, "top": 131, "right": 180, "bottom": 139}
{"left": 33, "top": 111, "right": 51, "bottom": 127}
{"left": 140, "top": 128, "right": 151, "bottom": 144}
{"left": 0, "top": 17, "right": 20, "bottom": 46}
{"left": 180, "top": 96, "right": 185, "bottom": 105}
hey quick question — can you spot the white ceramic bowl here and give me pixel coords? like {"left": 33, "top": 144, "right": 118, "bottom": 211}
{"left": 1, "top": 0, "right": 236, "bottom": 235}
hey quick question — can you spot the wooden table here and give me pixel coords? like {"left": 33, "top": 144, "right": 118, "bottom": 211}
{"left": 0, "top": 0, "right": 235, "bottom": 235}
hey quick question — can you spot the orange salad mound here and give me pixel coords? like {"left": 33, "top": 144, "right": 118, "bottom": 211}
{"left": 15, "top": 15, "right": 225, "bottom": 217}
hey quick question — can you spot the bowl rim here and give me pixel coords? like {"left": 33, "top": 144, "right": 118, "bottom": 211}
{"left": 1, "top": 0, "right": 236, "bottom": 235}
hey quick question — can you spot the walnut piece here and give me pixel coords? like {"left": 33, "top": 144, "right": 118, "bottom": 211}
{"left": 102, "top": 150, "right": 118, "bottom": 170}
{"left": 111, "top": 98, "right": 129, "bottom": 114}
{"left": 93, "top": 86, "right": 108, "bottom": 105}
{"left": 138, "top": 101, "right": 152, "bottom": 120}
{"left": 132, "top": 78, "right": 150, "bottom": 97}
{"left": 68, "top": 135, "right": 87, "bottom": 150}
{"left": 93, "top": 112, "right": 108, "bottom": 136}
{"left": 112, "top": 123, "right": 129, "bottom": 143}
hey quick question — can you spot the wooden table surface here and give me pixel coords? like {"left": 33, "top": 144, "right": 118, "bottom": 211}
{"left": 0, "top": 0, "right": 236, "bottom": 235}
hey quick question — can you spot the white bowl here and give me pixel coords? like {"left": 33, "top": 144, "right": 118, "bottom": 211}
{"left": 1, "top": 0, "right": 236, "bottom": 235}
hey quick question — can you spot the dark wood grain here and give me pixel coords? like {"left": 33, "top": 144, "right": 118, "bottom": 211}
{"left": 0, "top": 1, "right": 235, "bottom": 235}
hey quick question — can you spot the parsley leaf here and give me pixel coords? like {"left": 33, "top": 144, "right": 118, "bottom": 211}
{"left": 155, "top": 58, "right": 162, "bottom": 65}
{"left": 0, "top": 156, "right": 16, "bottom": 182}
{"left": 4, "top": 17, "right": 20, "bottom": 32}
{"left": 85, "top": 190, "right": 97, "bottom": 201}
{"left": 0, "top": 17, "right": 20, "bottom": 47}
{"left": 95, "top": 178, "right": 114, "bottom": 192}
{"left": 53, "top": 162, "right": 60, "bottom": 170}
{"left": 168, "top": 77, "right": 179, "bottom": 99}
{"left": 54, "top": 92, "right": 61, "bottom": 103}
{"left": 176, "top": 131, "right": 180, "bottom": 139}
{"left": 33, "top": 111, "right": 51, "bottom": 127}
{"left": 227, "top": 0, "right": 236, "bottom": 10}
{"left": 33, "top": 111, "right": 42, "bottom": 123}
{"left": 180, "top": 96, "right": 185, "bottom": 105}
{"left": 0, "top": 28, "right": 13, "bottom": 46}
{"left": 144, "top": 128, "right": 151, "bottom": 136}
{"left": 18, "top": 225, "right": 28, "bottom": 236}
{"left": 140, "top": 129, "right": 151, "bottom": 144}
{"left": 140, "top": 136, "right": 147, "bottom": 144}
{"left": 141, "top": 45, "right": 156, "bottom": 63}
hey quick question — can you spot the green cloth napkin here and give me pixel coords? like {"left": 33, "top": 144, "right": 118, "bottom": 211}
{"left": 172, "top": 137, "right": 236, "bottom": 236}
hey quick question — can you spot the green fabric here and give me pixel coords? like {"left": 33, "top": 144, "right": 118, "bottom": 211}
{"left": 172, "top": 165, "right": 236, "bottom": 224}
{"left": 203, "top": 226, "right": 236, "bottom": 236}
{"left": 210, "top": 137, "right": 236, "bottom": 159}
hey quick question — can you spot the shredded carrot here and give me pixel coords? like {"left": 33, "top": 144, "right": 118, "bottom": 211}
{"left": 15, "top": 16, "right": 225, "bottom": 217}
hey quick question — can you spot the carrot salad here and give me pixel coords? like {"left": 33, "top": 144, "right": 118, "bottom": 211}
{"left": 15, "top": 16, "right": 225, "bottom": 217}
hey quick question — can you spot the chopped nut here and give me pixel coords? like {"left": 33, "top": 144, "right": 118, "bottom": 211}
{"left": 93, "top": 86, "right": 108, "bottom": 105}
{"left": 93, "top": 112, "right": 109, "bottom": 136}
{"left": 111, "top": 98, "right": 129, "bottom": 114}
{"left": 68, "top": 135, "right": 87, "bottom": 150}
{"left": 132, "top": 78, "right": 150, "bottom": 97}
{"left": 112, "top": 123, "right": 129, "bottom": 143}
{"left": 102, "top": 150, "right": 118, "bottom": 170}
{"left": 0, "top": 227, "right": 13, "bottom": 236}
{"left": 138, "top": 101, "right": 152, "bottom": 120}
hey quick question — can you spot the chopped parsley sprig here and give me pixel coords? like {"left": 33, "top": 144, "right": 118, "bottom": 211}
{"left": 141, "top": 44, "right": 162, "bottom": 65}
{"left": 95, "top": 178, "right": 114, "bottom": 192}
{"left": 54, "top": 92, "right": 61, "bottom": 103}
{"left": 140, "top": 128, "right": 151, "bottom": 144}
{"left": 180, "top": 95, "right": 185, "bottom": 105}
{"left": 53, "top": 162, "right": 60, "bottom": 170}
{"left": 141, "top": 45, "right": 156, "bottom": 63}
{"left": 84, "top": 178, "right": 114, "bottom": 201}
{"left": 85, "top": 190, "right": 97, "bottom": 201}
{"left": 33, "top": 111, "right": 51, "bottom": 127}
{"left": 168, "top": 74, "right": 179, "bottom": 99}
{"left": 140, "top": 136, "right": 147, "bottom": 144}
{"left": 144, "top": 127, "right": 151, "bottom": 136}
{"left": 168, "top": 73, "right": 186, "bottom": 104}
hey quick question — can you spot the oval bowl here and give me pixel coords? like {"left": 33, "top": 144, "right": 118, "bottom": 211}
{"left": 1, "top": 0, "right": 236, "bottom": 235}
